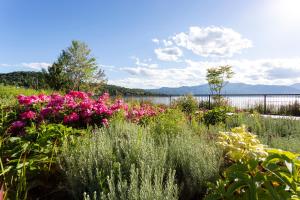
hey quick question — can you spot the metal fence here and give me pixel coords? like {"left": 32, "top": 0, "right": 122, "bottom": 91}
{"left": 122, "top": 94, "right": 300, "bottom": 115}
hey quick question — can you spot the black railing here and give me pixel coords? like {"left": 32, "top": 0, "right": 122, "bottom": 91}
{"left": 121, "top": 94, "right": 300, "bottom": 115}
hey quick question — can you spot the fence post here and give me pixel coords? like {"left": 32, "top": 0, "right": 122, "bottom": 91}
{"left": 208, "top": 95, "right": 211, "bottom": 109}
{"left": 169, "top": 95, "right": 172, "bottom": 106}
{"left": 264, "top": 95, "right": 267, "bottom": 114}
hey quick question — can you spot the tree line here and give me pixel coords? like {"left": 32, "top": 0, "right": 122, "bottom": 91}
{"left": 0, "top": 40, "right": 153, "bottom": 95}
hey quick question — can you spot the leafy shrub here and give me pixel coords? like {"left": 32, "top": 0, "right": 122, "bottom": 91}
{"left": 150, "top": 108, "right": 189, "bottom": 136}
{"left": 205, "top": 149, "right": 300, "bottom": 200}
{"left": 203, "top": 106, "right": 228, "bottom": 126}
{"left": 1, "top": 123, "right": 82, "bottom": 199}
{"left": 172, "top": 95, "right": 198, "bottom": 115}
{"left": 217, "top": 126, "right": 268, "bottom": 162}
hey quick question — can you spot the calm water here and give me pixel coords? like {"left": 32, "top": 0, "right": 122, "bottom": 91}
{"left": 122, "top": 95, "right": 300, "bottom": 109}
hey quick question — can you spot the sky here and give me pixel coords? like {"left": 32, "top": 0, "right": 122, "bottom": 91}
{"left": 1, "top": 0, "right": 300, "bottom": 88}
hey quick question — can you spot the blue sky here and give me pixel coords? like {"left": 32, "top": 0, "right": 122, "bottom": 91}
{"left": 1, "top": 0, "right": 300, "bottom": 88}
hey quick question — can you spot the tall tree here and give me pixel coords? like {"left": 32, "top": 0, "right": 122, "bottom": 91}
{"left": 46, "top": 40, "right": 106, "bottom": 91}
{"left": 44, "top": 50, "right": 70, "bottom": 90}
{"left": 206, "top": 65, "right": 234, "bottom": 104}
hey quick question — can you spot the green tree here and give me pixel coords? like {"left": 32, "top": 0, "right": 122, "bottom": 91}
{"left": 206, "top": 65, "right": 234, "bottom": 105}
{"left": 44, "top": 51, "right": 70, "bottom": 90}
{"left": 46, "top": 40, "right": 106, "bottom": 91}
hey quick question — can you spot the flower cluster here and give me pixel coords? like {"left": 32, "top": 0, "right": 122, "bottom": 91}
{"left": 10, "top": 91, "right": 127, "bottom": 134}
{"left": 126, "top": 104, "right": 164, "bottom": 123}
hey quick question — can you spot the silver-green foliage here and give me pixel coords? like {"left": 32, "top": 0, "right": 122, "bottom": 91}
{"left": 83, "top": 164, "right": 178, "bottom": 200}
{"left": 167, "top": 133, "right": 222, "bottom": 198}
{"left": 60, "top": 121, "right": 222, "bottom": 199}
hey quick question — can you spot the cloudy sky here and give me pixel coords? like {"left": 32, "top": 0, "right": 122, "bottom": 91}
{"left": 1, "top": 0, "right": 300, "bottom": 88}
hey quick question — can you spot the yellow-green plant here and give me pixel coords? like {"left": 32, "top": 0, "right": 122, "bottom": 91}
{"left": 205, "top": 148, "right": 300, "bottom": 200}
{"left": 217, "top": 125, "right": 268, "bottom": 162}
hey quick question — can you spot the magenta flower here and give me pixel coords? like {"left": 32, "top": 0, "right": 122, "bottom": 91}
{"left": 101, "top": 118, "right": 108, "bottom": 127}
{"left": 40, "top": 107, "right": 52, "bottom": 117}
{"left": 11, "top": 120, "right": 26, "bottom": 129}
{"left": 64, "top": 112, "right": 79, "bottom": 124}
{"left": 17, "top": 95, "right": 39, "bottom": 106}
{"left": 20, "top": 110, "right": 36, "bottom": 120}
{"left": 38, "top": 94, "right": 50, "bottom": 102}
{"left": 98, "top": 92, "right": 109, "bottom": 102}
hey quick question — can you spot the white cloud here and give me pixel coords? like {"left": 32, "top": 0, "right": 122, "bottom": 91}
{"left": 0, "top": 64, "right": 11, "bottom": 67}
{"left": 0, "top": 62, "right": 51, "bottom": 71}
{"left": 21, "top": 62, "right": 50, "bottom": 70}
{"left": 152, "top": 38, "right": 160, "bottom": 44}
{"left": 171, "top": 26, "right": 252, "bottom": 57}
{"left": 162, "top": 40, "right": 173, "bottom": 47}
{"left": 109, "top": 58, "right": 300, "bottom": 89}
{"left": 154, "top": 46, "right": 183, "bottom": 62}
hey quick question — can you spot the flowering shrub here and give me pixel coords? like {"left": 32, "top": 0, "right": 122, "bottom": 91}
{"left": 126, "top": 103, "right": 164, "bottom": 124}
{"left": 9, "top": 91, "right": 127, "bottom": 134}
{"left": 217, "top": 125, "right": 268, "bottom": 162}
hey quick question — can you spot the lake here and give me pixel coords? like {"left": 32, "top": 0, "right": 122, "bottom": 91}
{"left": 122, "top": 95, "right": 300, "bottom": 110}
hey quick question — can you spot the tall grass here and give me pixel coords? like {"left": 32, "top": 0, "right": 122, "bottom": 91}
{"left": 0, "top": 84, "right": 53, "bottom": 99}
{"left": 226, "top": 113, "right": 300, "bottom": 152}
{"left": 59, "top": 120, "right": 222, "bottom": 200}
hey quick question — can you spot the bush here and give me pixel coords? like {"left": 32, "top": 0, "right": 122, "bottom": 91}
{"left": 167, "top": 133, "right": 222, "bottom": 199}
{"left": 225, "top": 113, "right": 300, "bottom": 152}
{"left": 172, "top": 95, "right": 198, "bottom": 115}
{"left": 203, "top": 107, "right": 228, "bottom": 126}
{"left": 206, "top": 148, "right": 300, "bottom": 200}
{"left": 83, "top": 164, "right": 178, "bottom": 200}
{"left": 1, "top": 123, "right": 83, "bottom": 199}
{"left": 217, "top": 126, "right": 268, "bottom": 162}
{"left": 60, "top": 122, "right": 170, "bottom": 199}
{"left": 150, "top": 108, "right": 189, "bottom": 137}
{"left": 60, "top": 120, "right": 222, "bottom": 200}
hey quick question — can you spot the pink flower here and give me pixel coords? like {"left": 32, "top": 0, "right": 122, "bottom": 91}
{"left": 110, "top": 99, "right": 125, "bottom": 111}
{"left": 17, "top": 95, "right": 39, "bottom": 106}
{"left": 20, "top": 110, "right": 36, "bottom": 120}
{"left": 68, "top": 91, "right": 88, "bottom": 99}
{"left": 101, "top": 118, "right": 109, "bottom": 127}
{"left": 98, "top": 92, "right": 109, "bottom": 102}
{"left": 64, "top": 112, "right": 79, "bottom": 124}
{"left": 38, "top": 94, "right": 50, "bottom": 102}
{"left": 81, "top": 109, "right": 93, "bottom": 118}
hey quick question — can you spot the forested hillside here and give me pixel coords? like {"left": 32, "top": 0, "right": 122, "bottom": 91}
{"left": 0, "top": 71, "right": 153, "bottom": 95}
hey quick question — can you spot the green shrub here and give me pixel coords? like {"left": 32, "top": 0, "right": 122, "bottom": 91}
{"left": 1, "top": 123, "right": 82, "bottom": 199}
{"left": 167, "top": 133, "right": 222, "bottom": 199}
{"left": 172, "top": 95, "right": 198, "bottom": 115}
{"left": 150, "top": 108, "right": 189, "bottom": 137}
{"left": 83, "top": 164, "right": 178, "bottom": 200}
{"left": 60, "top": 122, "right": 170, "bottom": 199}
{"left": 60, "top": 120, "right": 222, "bottom": 200}
{"left": 203, "top": 107, "right": 228, "bottom": 126}
{"left": 205, "top": 149, "right": 300, "bottom": 200}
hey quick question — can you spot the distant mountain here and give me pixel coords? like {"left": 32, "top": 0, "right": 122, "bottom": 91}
{"left": 290, "top": 83, "right": 300, "bottom": 91}
{"left": 148, "top": 83, "right": 300, "bottom": 95}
